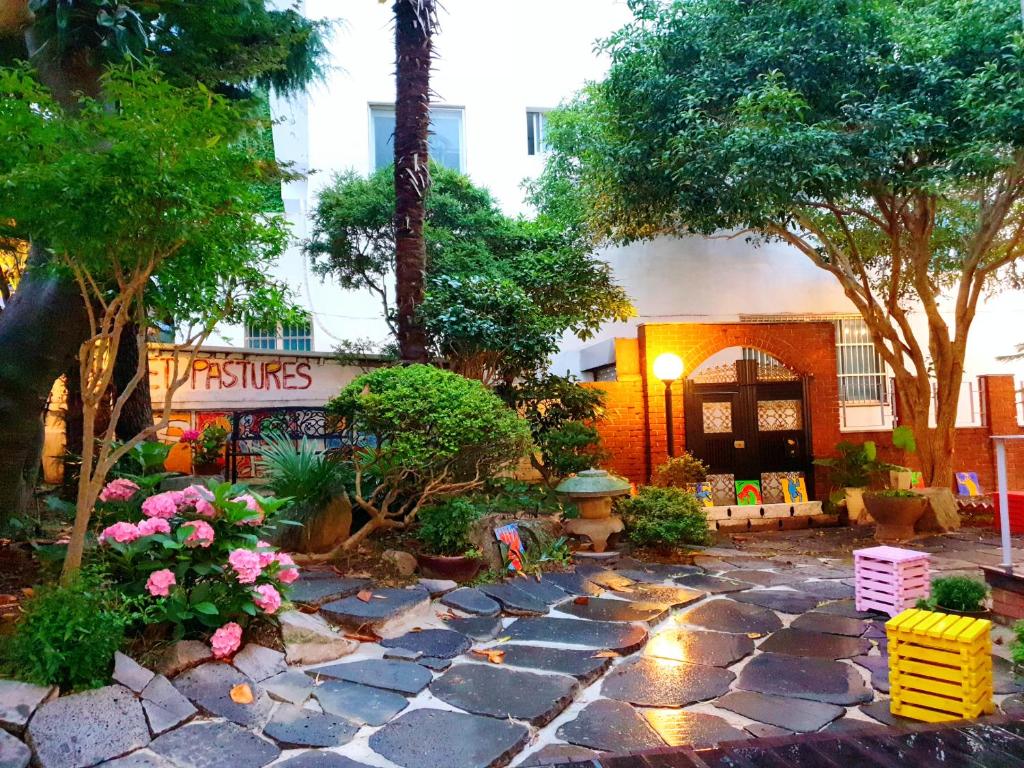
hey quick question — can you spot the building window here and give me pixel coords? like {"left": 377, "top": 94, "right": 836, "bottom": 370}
{"left": 527, "top": 110, "right": 550, "bottom": 155}
{"left": 245, "top": 318, "right": 313, "bottom": 351}
{"left": 370, "top": 105, "right": 464, "bottom": 172}
{"left": 835, "top": 318, "right": 886, "bottom": 403}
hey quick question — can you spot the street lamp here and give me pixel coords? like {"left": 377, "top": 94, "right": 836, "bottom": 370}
{"left": 653, "top": 352, "right": 684, "bottom": 457}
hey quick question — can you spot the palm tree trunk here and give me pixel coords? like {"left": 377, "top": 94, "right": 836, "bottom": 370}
{"left": 392, "top": 0, "right": 435, "bottom": 364}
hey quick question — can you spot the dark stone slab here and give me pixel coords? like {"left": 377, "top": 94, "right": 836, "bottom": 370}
{"left": 430, "top": 664, "right": 577, "bottom": 726}
{"left": 815, "top": 599, "right": 878, "bottom": 619}
{"left": 320, "top": 588, "right": 430, "bottom": 632}
{"left": 151, "top": 721, "right": 279, "bottom": 767}
{"left": 370, "top": 708, "right": 529, "bottom": 768}
{"left": 859, "top": 699, "right": 931, "bottom": 727}
{"left": 504, "top": 617, "right": 648, "bottom": 653}
{"left": 623, "top": 584, "right": 706, "bottom": 609}
{"left": 744, "top": 723, "right": 792, "bottom": 739}
{"left": 641, "top": 709, "right": 749, "bottom": 748}
{"left": 26, "top": 685, "right": 149, "bottom": 768}
{"left": 440, "top": 588, "right": 500, "bottom": 617}
{"left": 172, "top": 662, "right": 272, "bottom": 728}
{"left": 792, "top": 565, "right": 854, "bottom": 580}
{"left": 289, "top": 576, "right": 369, "bottom": 606}
{"left": 727, "top": 569, "right": 801, "bottom": 587}
{"left": 508, "top": 577, "right": 570, "bottom": 605}
{"left": 477, "top": 582, "right": 548, "bottom": 615}
{"left": 418, "top": 656, "right": 452, "bottom": 671}
{"left": 601, "top": 657, "right": 734, "bottom": 707}
{"left": 730, "top": 590, "right": 821, "bottom": 615}
{"left": 675, "top": 574, "right": 752, "bottom": 593}
{"left": 443, "top": 615, "right": 504, "bottom": 641}
{"left": 262, "top": 704, "right": 358, "bottom": 749}
{"left": 232, "top": 644, "right": 286, "bottom": 682}
{"left": 518, "top": 744, "right": 604, "bottom": 767}
{"left": 556, "top": 699, "right": 664, "bottom": 753}
{"left": 307, "top": 659, "right": 431, "bottom": 695}
{"left": 313, "top": 680, "right": 408, "bottom": 726}
{"left": 381, "top": 628, "right": 472, "bottom": 659}
{"left": 644, "top": 628, "right": 754, "bottom": 667}
{"left": 0, "top": 729, "right": 29, "bottom": 768}
{"left": 679, "top": 599, "right": 783, "bottom": 635}
{"left": 140, "top": 675, "right": 196, "bottom": 735}
{"left": 821, "top": 718, "right": 887, "bottom": 735}
{"left": 617, "top": 561, "right": 702, "bottom": 580}
{"left": 274, "top": 753, "right": 374, "bottom": 768}
{"left": 113, "top": 652, "right": 155, "bottom": 694}
{"left": 383, "top": 647, "right": 422, "bottom": 662}
{"left": 851, "top": 654, "right": 890, "bottom": 693}
{"left": 758, "top": 628, "right": 871, "bottom": 659}
{"left": 262, "top": 670, "right": 315, "bottom": 705}
{"left": 584, "top": 570, "right": 635, "bottom": 591}
{"left": 795, "top": 581, "right": 855, "bottom": 600}
{"left": 491, "top": 644, "right": 613, "bottom": 683}
{"left": 715, "top": 691, "right": 845, "bottom": 733}
{"left": 738, "top": 652, "right": 873, "bottom": 705}
{"left": 692, "top": 556, "right": 737, "bottom": 572}
{"left": 1001, "top": 693, "right": 1024, "bottom": 716}
{"left": 94, "top": 751, "right": 178, "bottom": 768}
{"left": 555, "top": 596, "right": 670, "bottom": 623}
{"left": 790, "top": 612, "right": 867, "bottom": 637}
{"left": 994, "top": 655, "right": 1024, "bottom": 694}
{"left": 540, "top": 572, "right": 604, "bottom": 597}
{"left": 0, "top": 680, "right": 55, "bottom": 733}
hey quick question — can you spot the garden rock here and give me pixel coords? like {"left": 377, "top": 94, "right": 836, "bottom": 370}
{"left": 262, "top": 705, "right": 358, "bottom": 749}
{"left": 440, "top": 587, "right": 501, "bottom": 617}
{"left": 916, "top": 487, "right": 961, "bottom": 533}
{"left": 0, "top": 680, "right": 55, "bottom": 733}
{"left": 601, "top": 657, "right": 734, "bottom": 707}
{"left": 113, "top": 652, "right": 155, "bottom": 694}
{"left": 370, "top": 708, "right": 529, "bottom": 768}
{"left": 0, "top": 729, "right": 29, "bottom": 768}
{"left": 477, "top": 582, "right": 548, "bottom": 615}
{"left": 644, "top": 628, "right": 754, "bottom": 667}
{"left": 430, "top": 664, "right": 577, "bottom": 726}
{"left": 679, "top": 599, "right": 783, "bottom": 635}
{"left": 140, "top": 675, "right": 196, "bottom": 735}
{"left": 556, "top": 699, "right": 664, "bottom": 753}
{"left": 232, "top": 643, "right": 286, "bottom": 682}
{"left": 320, "top": 587, "right": 431, "bottom": 638}
{"left": 382, "top": 549, "right": 418, "bottom": 577}
{"left": 640, "top": 709, "right": 748, "bottom": 748}
{"left": 380, "top": 628, "right": 472, "bottom": 659}
{"left": 715, "top": 691, "right": 845, "bottom": 733}
{"left": 152, "top": 640, "right": 213, "bottom": 678}
{"left": 150, "top": 721, "right": 279, "bottom": 767}
{"left": 262, "top": 670, "right": 316, "bottom": 705}
{"left": 504, "top": 617, "right": 648, "bottom": 652}
{"left": 172, "top": 662, "right": 273, "bottom": 728}
{"left": 26, "top": 685, "right": 149, "bottom": 768}
{"left": 491, "top": 644, "right": 613, "bottom": 684}
{"left": 279, "top": 610, "right": 358, "bottom": 666}
{"left": 737, "top": 652, "right": 873, "bottom": 705}
{"left": 309, "top": 659, "right": 432, "bottom": 695}
{"left": 313, "top": 680, "right": 409, "bottom": 726}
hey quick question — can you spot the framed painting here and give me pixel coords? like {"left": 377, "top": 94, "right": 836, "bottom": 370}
{"left": 735, "top": 480, "right": 762, "bottom": 506}
{"left": 782, "top": 476, "right": 808, "bottom": 504}
{"left": 955, "top": 471, "right": 981, "bottom": 497}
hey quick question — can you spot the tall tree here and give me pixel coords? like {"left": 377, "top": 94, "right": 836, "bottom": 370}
{"left": 535, "top": 0, "right": 1024, "bottom": 487}
{"left": 392, "top": 0, "right": 436, "bottom": 363}
{"left": 0, "top": 1, "right": 328, "bottom": 523}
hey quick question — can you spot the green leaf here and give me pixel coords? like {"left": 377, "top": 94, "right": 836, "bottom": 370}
{"left": 192, "top": 602, "right": 219, "bottom": 616}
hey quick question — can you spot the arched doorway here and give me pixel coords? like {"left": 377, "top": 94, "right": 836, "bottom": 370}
{"left": 683, "top": 347, "right": 813, "bottom": 505}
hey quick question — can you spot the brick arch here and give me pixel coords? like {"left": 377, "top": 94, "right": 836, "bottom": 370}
{"left": 686, "top": 343, "right": 804, "bottom": 381}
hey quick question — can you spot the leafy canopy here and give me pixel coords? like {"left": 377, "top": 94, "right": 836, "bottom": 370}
{"left": 308, "top": 164, "right": 634, "bottom": 382}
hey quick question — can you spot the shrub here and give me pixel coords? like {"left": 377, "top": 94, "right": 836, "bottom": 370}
{"left": 651, "top": 453, "right": 708, "bottom": 488}
{"left": 93, "top": 479, "right": 298, "bottom": 655}
{"left": 619, "top": 486, "right": 710, "bottom": 548}
{"left": 1, "top": 570, "right": 133, "bottom": 690}
{"left": 1012, "top": 621, "right": 1024, "bottom": 667}
{"left": 325, "top": 365, "right": 532, "bottom": 547}
{"left": 416, "top": 497, "right": 485, "bottom": 556}
{"left": 919, "top": 576, "right": 988, "bottom": 613}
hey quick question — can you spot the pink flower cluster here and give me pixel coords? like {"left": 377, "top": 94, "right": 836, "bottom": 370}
{"left": 99, "top": 478, "right": 140, "bottom": 503}
{"left": 179, "top": 428, "right": 201, "bottom": 443}
{"left": 146, "top": 568, "right": 176, "bottom": 597}
{"left": 210, "top": 621, "right": 243, "bottom": 659}
{"left": 141, "top": 492, "right": 178, "bottom": 520}
{"left": 253, "top": 584, "right": 281, "bottom": 614}
{"left": 182, "top": 520, "right": 215, "bottom": 548}
{"left": 232, "top": 494, "right": 264, "bottom": 526}
{"left": 99, "top": 517, "right": 170, "bottom": 544}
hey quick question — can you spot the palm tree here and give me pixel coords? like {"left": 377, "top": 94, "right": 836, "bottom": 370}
{"left": 392, "top": 0, "right": 436, "bottom": 364}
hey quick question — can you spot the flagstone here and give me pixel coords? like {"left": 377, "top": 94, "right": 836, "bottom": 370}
{"left": 369, "top": 708, "right": 529, "bottom": 768}
{"left": 0, "top": 680, "right": 55, "bottom": 733}
{"left": 150, "top": 721, "right": 279, "bottom": 767}
{"left": 758, "top": 628, "right": 871, "bottom": 659}
{"left": 289, "top": 577, "right": 370, "bottom": 607}
{"left": 601, "top": 656, "right": 734, "bottom": 707}
{"left": 262, "top": 670, "right": 316, "bottom": 705}
{"left": 679, "top": 599, "right": 783, "bottom": 635}
{"left": 313, "top": 680, "right": 408, "bottom": 726}
{"left": 307, "top": 659, "right": 432, "bottom": 696}
{"left": 555, "top": 596, "right": 670, "bottom": 623}
{"left": 504, "top": 617, "right": 648, "bottom": 653}
{"left": 490, "top": 644, "right": 613, "bottom": 683}
{"left": 556, "top": 699, "right": 664, "bottom": 753}
{"left": 715, "top": 691, "right": 845, "bottom": 733}
{"left": 789, "top": 612, "right": 867, "bottom": 637}
{"left": 261, "top": 705, "right": 359, "bottom": 749}
{"left": 139, "top": 675, "right": 196, "bottom": 736}
{"left": 737, "top": 652, "right": 873, "bottom": 705}
{"left": 172, "top": 663, "right": 273, "bottom": 728}
{"left": 477, "top": 582, "right": 548, "bottom": 615}
{"left": 644, "top": 628, "right": 754, "bottom": 667}
{"left": 320, "top": 588, "right": 431, "bottom": 637}
{"left": 443, "top": 614, "right": 504, "bottom": 641}
{"left": 674, "top": 574, "right": 753, "bottom": 593}
{"left": 730, "top": 590, "right": 821, "bottom": 615}
{"left": 0, "top": 729, "right": 29, "bottom": 768}
{"left": 641, "top": 708, "right": 749, "bottom": 748}
{"left": 380, "top": 628, "right": 472, "bottom": 659}
{"left": 430, "top": 664, "right": 577, "bottom": 726}
{"left": 440, "top": 587, "right": 501, "bottom": 617}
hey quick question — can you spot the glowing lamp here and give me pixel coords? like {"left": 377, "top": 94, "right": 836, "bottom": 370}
{"left": 653, "top": 352, "right": 684, "bottom": 382}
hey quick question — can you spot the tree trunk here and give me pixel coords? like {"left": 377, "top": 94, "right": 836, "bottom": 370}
{"left": 113, "top": 322, "right": 153, "bottom": 441}
{"left": 63, "top": 363, "right": 83, "bottom": 497}
{"left": 0, "top": 245, "right": 88, "bottom": 526}
{"left": 392, "top": 0, "right": 434, "bottom": 364}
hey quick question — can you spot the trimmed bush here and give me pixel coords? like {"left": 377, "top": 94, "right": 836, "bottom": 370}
{"left": 619, "top": 486, "right": 710, "bottom": 548}
{"left": 922, "top": 576, "right": 988, "bottom": 613}
{"left": 416, "top": 497, "right": 485, "bottom": 556}
{"left": 651, "top": 453, "right": 708, "bottom": 488}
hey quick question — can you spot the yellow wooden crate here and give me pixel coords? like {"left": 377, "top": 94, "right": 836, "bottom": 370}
{"left": 889, "top": 656, "right": 990, "bottom": 686}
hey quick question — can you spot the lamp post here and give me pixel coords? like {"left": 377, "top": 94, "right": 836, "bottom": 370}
{"left": 653, "top": 352, "right": 684, "bottom": 457}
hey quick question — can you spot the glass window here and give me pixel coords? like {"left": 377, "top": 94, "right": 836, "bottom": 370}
{"left": 282, "top": 320, "right": 312, "bottom": 352}
{"left": 370, "top": 105, "right": 464, "bottom": 172}
{"left": 245, "top": 324, "right": 278, "bottom": 350}
{"left": 835, "top": 318, "right": 886, "bottom": 402}
{"left": 527, "top": 110, "right": 549, "bottom": 155}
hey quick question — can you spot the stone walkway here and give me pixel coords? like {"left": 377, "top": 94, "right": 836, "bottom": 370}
{"left": 3, "top": 527, "right": 1023, "bottom": 768}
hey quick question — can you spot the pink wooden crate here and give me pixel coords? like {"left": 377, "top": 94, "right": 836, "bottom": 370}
{"left": 853, "top": 546, "right": 931, "bottom": 616}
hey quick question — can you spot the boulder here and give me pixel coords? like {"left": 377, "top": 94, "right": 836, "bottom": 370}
{"left": 383, "top": 549, "right": 418, "bottom": 577}
{"left": 467, "top": 513, "right": 561, "bottom": 572}
{"left": 279, "top": 610, "right": 358, "bottom": 665}
{"left": 916, "top": 487, "right": 961, "bottom": 533}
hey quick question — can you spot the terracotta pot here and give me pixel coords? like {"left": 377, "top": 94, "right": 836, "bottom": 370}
{"left": 935, "top": 605, "right": 990, "bottom": 619}
{"left": 416, "top": 553, "right": 484, "bottom": 581}
{"left": 863, "top": 493, "right": 929, "bottom": 541}
{"left": 193, "top": 461, "right": 222, "bottom": 476}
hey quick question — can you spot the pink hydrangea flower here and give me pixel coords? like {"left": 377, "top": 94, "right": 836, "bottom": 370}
{"left": 179, "top": 428, "right": 201, "bottom": 443}
{"left": 253, "top": 584, "right": 282, "bottom": 614}
{"left": 275, "top": 552, "right": 299, "bottom": 584}
{"left": 182, "top": 520, "right": 215, "bottom": 548}
{"left": 146, "top": 568, "right": 176, "bottom": 597}
{"left": 210, "top": 621, "right": 243, "bottom": 659}
{"left": 98, "top": 521, "right": 140, "bottom": 544}
{"left": 255, "top": 540, "right": 277, "bottom": 568}
{"left": 228, "top": 548, "right": 262, "bottom": 584}
{"left": 232, "top": 494, "right": 264, "bottom": 526}
{"left": 99, "top": 478, "right": 140, "bottom": 502}
{"left": 137, "top": 517, "right": 171, "bottom": 537}
{"left": 141, "top": 491, "right": 179, "bottom": 520}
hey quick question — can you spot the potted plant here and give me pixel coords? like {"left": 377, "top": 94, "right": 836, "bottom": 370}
{"left": 888, "top": 426, "right": 917, "bottom": 490}
{"left": 415, "top": 497, "right": 486, "bottom": 580}
{"left": 862, "top": 489, "right": 929, "bottom": 541}
{"left": 814, "top": 441, "right": 878, "bottom": 522}
{"left": 918, "top": 576, "right": 989, "bottom": 616}
{"left": 180, "top": 424, "right": 229, "bottom": 475}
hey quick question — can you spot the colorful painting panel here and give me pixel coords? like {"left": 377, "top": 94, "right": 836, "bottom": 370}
{"left": 782, "top": 476, "right": 808, "bottom": 504}
{"left": 735, "top": 480, "right": 762, "bottom": 506}
{"left": 955, "top": 471, "right": 982, "bottom": 497}
{"left": 688, "top": 482, "right": 714, "bottom": 508}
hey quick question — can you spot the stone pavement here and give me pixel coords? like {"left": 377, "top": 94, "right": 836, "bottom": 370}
{"left": 3, "top": 526, "right": 1023, "bottom": 768}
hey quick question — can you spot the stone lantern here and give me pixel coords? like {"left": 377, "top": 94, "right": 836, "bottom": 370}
{"left": 556, "top": 469, "right": 632, "bottom": 553}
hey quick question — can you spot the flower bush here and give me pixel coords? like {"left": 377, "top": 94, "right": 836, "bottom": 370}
{"left": 179, "top": 424, "right": 229, "bottom": 467}
{"left": 94, "top": 478, "right": 297, "bottom": 656}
